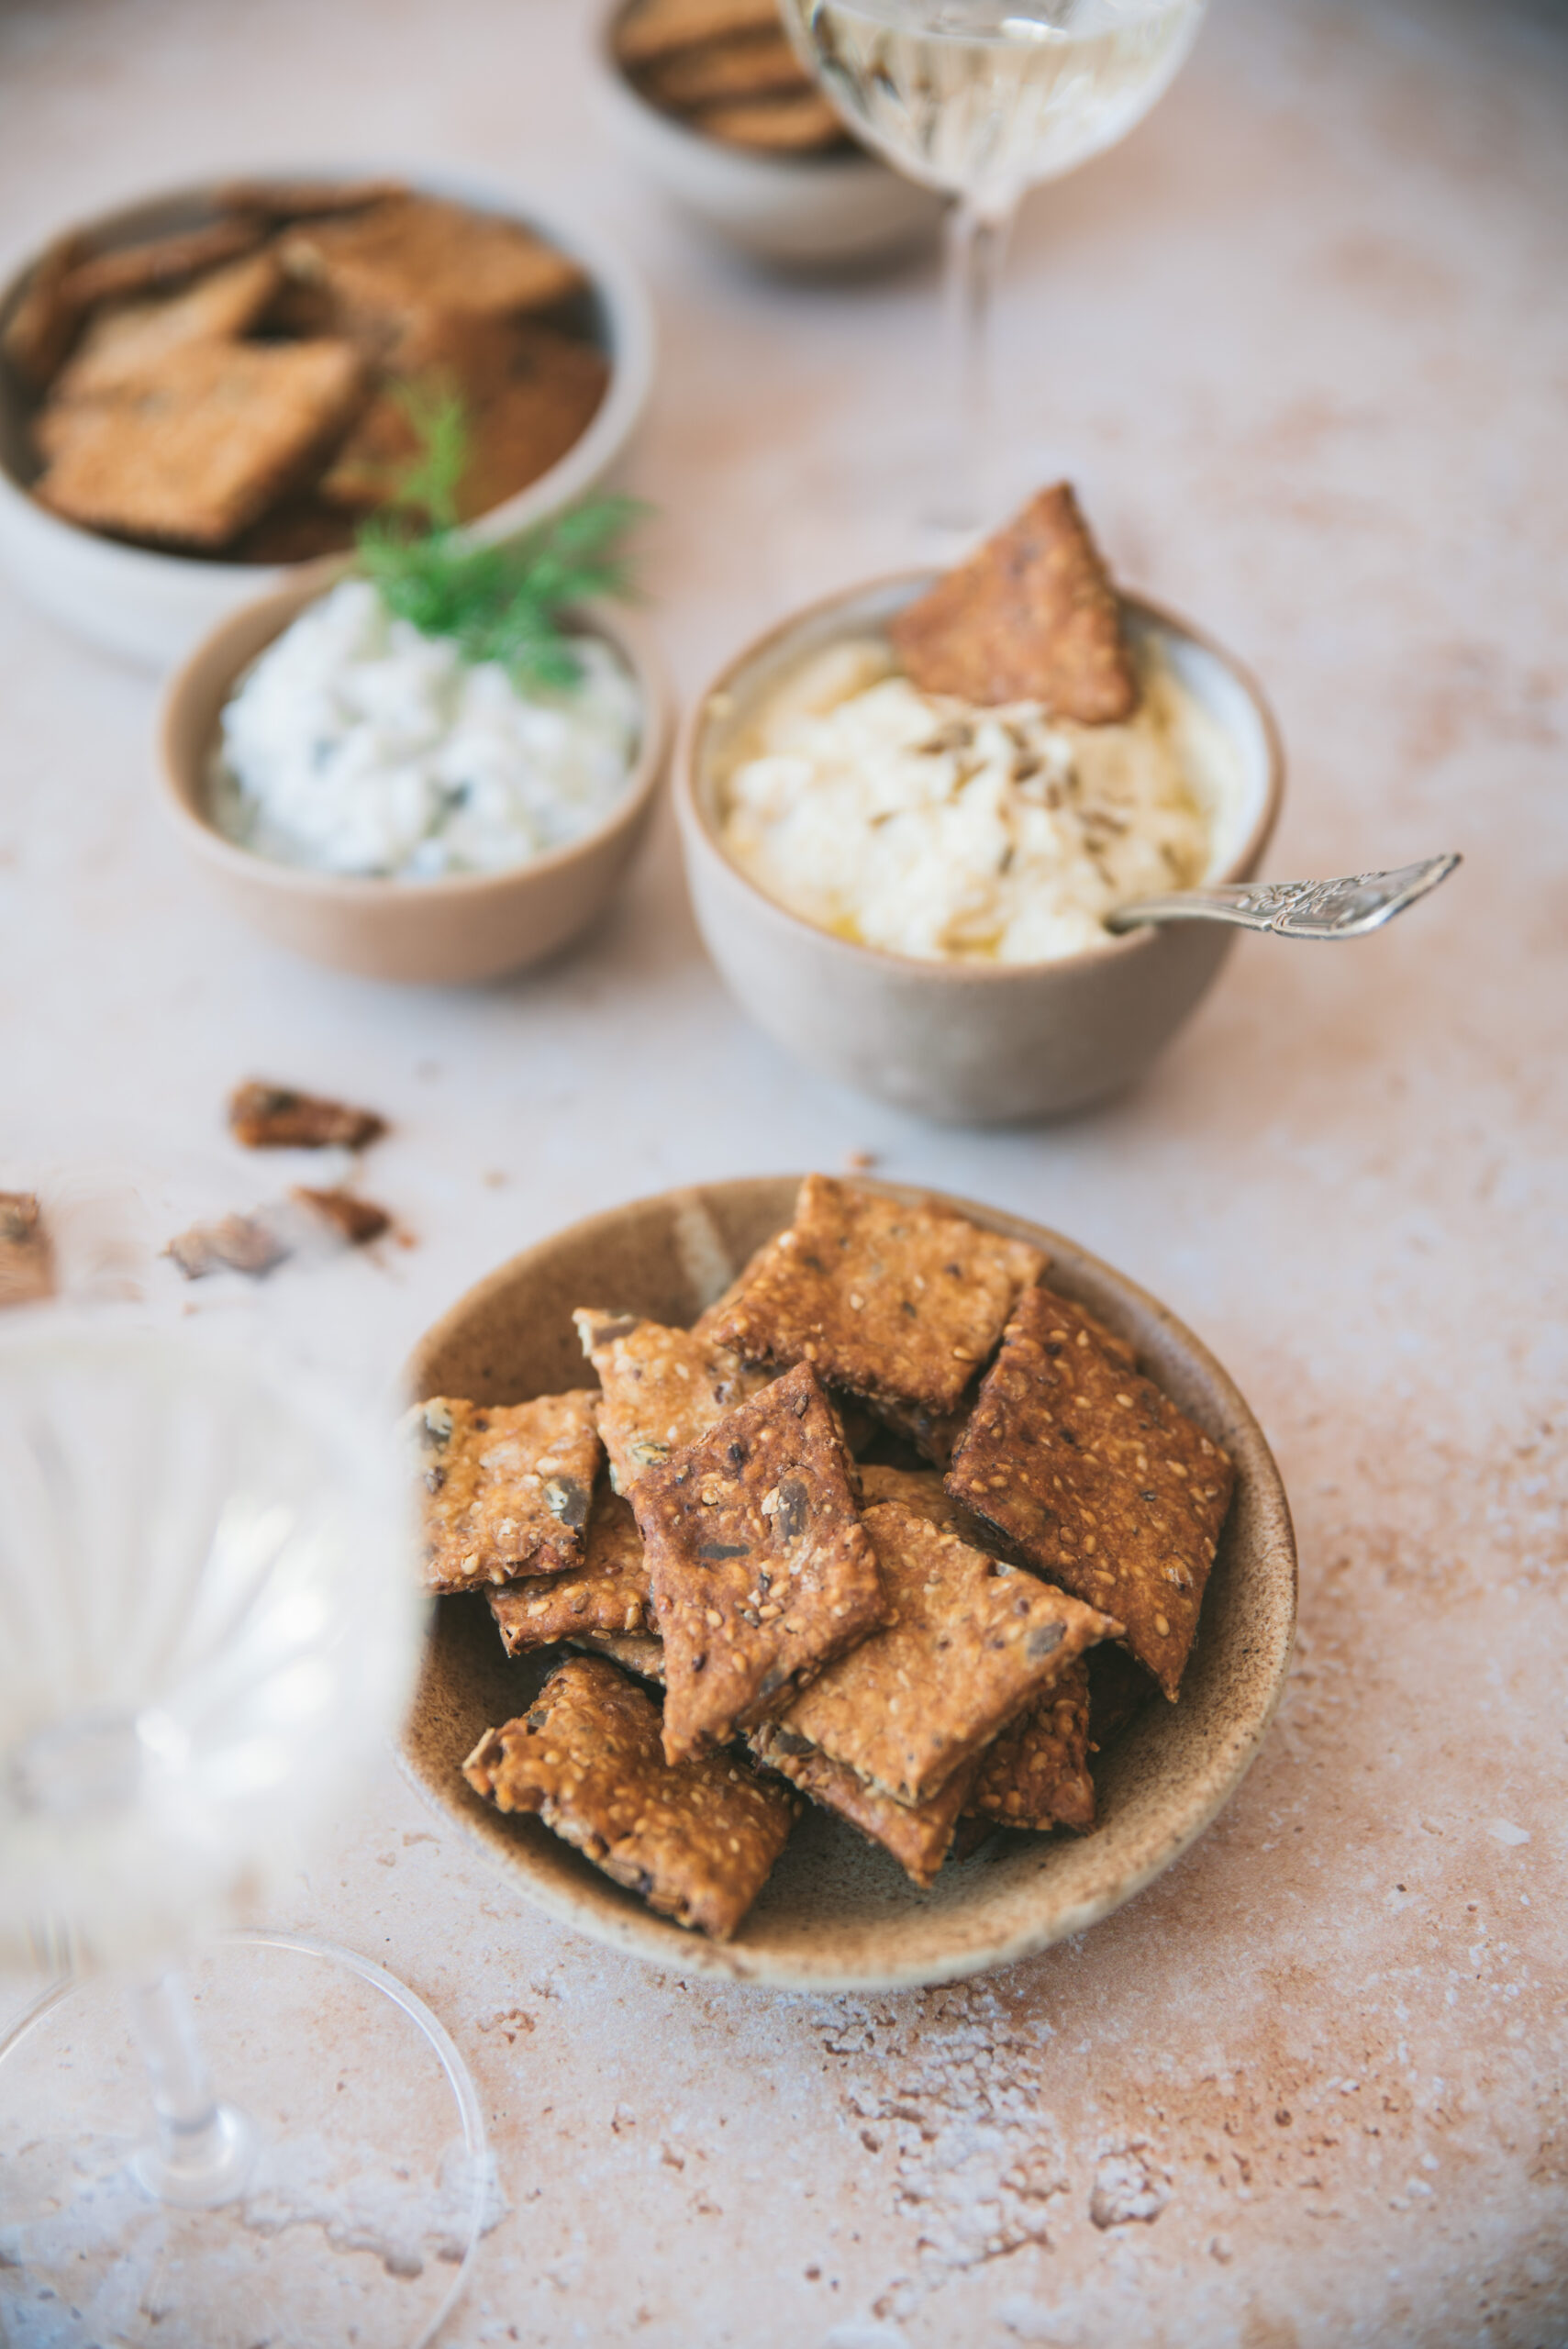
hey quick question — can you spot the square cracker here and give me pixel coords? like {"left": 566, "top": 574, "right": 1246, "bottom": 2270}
{"left": 464, "top": 1656, "right": 795, "bottom": 1940}
{"left": 410, "top": 1391, "right": 604, "bottom": 1592}
{"left": 615, "top": 0, "right": 784, "bottom": 67}
{"left": 710, "top": 1176, "right": 1046, "bottom": 1417}
{"left": 51, "top": 250, "right": 281, "bottom": 402}
{"left": 632, "top": 1360, "right": 887, "bottom": 1764}
{"left": 775, "top": 1499, "right": 1120, "bottom": 1807}
{"left": 490, "top": 1487, "right": 655, "bottom": 1653}
{"left": 574, "top": 1306, "right": 773, "bottom": 1495}
{"left": 36, "top": 338, "right": 364, "bottom": 549}
{"left": 751, "top": 1724, "right": 978, "bottom": 1889}
{"left": 966, "top": 1656, "right": 1095, "bottom": 1833}
{"left": 277, "top": 196, "right": 585, "bottom": 344}
{"left": 889, "top": 483, "right": 1137, "bottom": 723}
{"left": 946, "top": 1287, "right": 1235, "bottom": 1700}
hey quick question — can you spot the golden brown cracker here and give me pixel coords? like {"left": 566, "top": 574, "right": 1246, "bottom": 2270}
{"left": 277, "top": 197, "right": 585, "bottom": 344}
{"left": 751, "top": 1725, "right": 977, "bottom": 1888}
{"left": 946, "top": 1286, "right": 1235, "bottom": 1700}
{"left": 615, "top": 0, "right": 784, "bottom": 67}
{"left": 463, "top": 1655, "right": 795, "bottom": 1940}
{"left": 60, "top": 217, "right": 266, "bottom": 310}
{"left": 489, "top": 1486, "right": 655, "bottom": 1653}
{"left": 36, "top": 338, "right": 365, "bottom": 550}
{"left": 51, "top": 250, "right": 280, "bottom": 401}
{"left": 966, "top": 1656, "right": 1095, "bottom": 1832}
{"left": 2, "top": 233, "right": 85, "bottom": 392}
{"left": 696, "top": 90, "right": 844, "bottom": 150}
{"left": 890, "top": 483, "right": 1138, "bottom": 722}
{"left": 776, "top": 1500, "right": 1120, "bottom": 1807}
{"left": 855, "top": 1462, "right": 999, "bottom": 1552}
{"left": 574, "top": 1307, "right": 772, "bottom": 1496}
{"left": 710, "top": 1175, "right": 1046, "bottom": 1417}
{"left": 632, "top": 1360, "right": 887, "bottom": 1764}
{"left": 569, "top": 1631, "right": 667, "bottom": 1682}
{"left": 411, "top": 1392, "right": 604, "bottom": 1592}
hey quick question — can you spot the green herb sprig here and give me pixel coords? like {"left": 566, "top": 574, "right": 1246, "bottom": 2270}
{"left": 354, "top": 384, "right": 646, "bottom": 692}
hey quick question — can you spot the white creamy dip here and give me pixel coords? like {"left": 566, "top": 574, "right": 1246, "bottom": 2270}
{"left": 210, "top": 578, "right": 641, "bottom": 881}
{"left": 718, "top": 636, "right": 1241, "bottom": 963}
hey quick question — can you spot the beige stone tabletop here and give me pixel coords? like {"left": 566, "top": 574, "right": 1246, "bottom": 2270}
{"left": 1, "top": 0, "right": 1564, "bottom": 2342}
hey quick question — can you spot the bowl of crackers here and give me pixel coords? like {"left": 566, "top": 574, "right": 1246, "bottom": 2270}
{"left": 401, "top": 1173, "right": 1296, "bottom": 1991}
{"left": 0, "top": 171, "right": 654, "bottom": 668}
{"left": 676, "top": 484, "right": 1284, "bottom": 1122}
{"left": 594, "top": 0, "right": 945, "bottom": 267}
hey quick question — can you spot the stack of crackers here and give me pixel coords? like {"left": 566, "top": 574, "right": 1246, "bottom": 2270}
{"left": 612, "top": 0, "right": 849, "bottom": 156}
{"left": 421, "top": 1177, "right": 1236, "bottom": 1942}
{"left": 2, "top": 182, "right": 610, "bottom": 560}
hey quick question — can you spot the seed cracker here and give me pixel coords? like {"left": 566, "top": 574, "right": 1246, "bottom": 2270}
{"left": 411, "top": 1391, "right": 604, "bottom": 1593}
{"left": 946, "top": 1286, "right": 1235, "bottom": 1700}
{"left": 51, "top": 250, "right": 281, "bottom": 402}
{"left": 36, "top": 338, "right": 365, "bottom": 550}
{"left": 644, "top": 32, "right": 810, "bottom": 110}
{"left": 965, "top": 1656, "right": 1095, "bottom": 1832}
{"left": 58, "top": 217, "right": 267, "bottom": 311}
{"left": 774, "top": 1499, "right": 1120, "bottom": 1807}
{"left": 490, "top": 1486, "right": 656, "bottom": 1653}
{"left": 614, "top": 0, "right": 784, "bottom": 68}
{"left": 890, "top": 483, "right": 1138, "bottom": 722}
{"left": 697, "top": 90, "right": 844, "bottom": 150}
{"left": 632, "top": 1360, "right": 887, "bottom": 1764}
{"left": 709, "top": 1175, "right": 1046, "bottom": 1416}
{"left": 228, "top": 1081, "right": 386, "bottom": 1150}
{"left": 569, "top": 1631, "right": 667, "bottom": 1683}
{"left": 751, "top": 1724, "right": 978, "bottom": 1888}
{"left": 277, "top": 197, "right": 586, "bottom": 345}
{"left": 855, "top": 1462, "right": 1001, "bottom": 1553}
{"left": 574, "top": 1306, "right": 773, "bottom": 1495}
{"left": 0, "top": 1193, "right": 54, "bottom": 1308}
{"left": 2, "top": 232, "right": 86, "bottom": 392}
{"left": 462, "top": 1654, "right": 795, "bottom": 1940}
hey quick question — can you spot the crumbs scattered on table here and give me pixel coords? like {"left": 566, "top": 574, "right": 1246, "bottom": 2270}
{"left": 164, "top": 1211, "right": 289, "bottom": 1282}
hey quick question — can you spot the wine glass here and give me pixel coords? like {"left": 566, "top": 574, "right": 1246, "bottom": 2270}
{"left": 777, "top": 0, "right": 1208, "bottom": 526}
{"left": 0, "top": 1322, "right": 489, "bottom": 2349}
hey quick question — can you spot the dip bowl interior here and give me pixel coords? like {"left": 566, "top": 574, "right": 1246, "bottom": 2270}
{"left": 400, "top": 1175, "right": 1297, "bottom": 1993}
{"left": 675, "top": 577, "right": 1284, "bottom": 1123}
{"left": 158, "top": 564, "right": 672, "bottom": 986}
{"left": 0, "top": 168, "right": 654, "bottom": 670}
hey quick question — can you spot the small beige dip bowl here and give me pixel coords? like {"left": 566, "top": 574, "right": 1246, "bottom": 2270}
{"left": 159, "top": 565, "right": 673, "bottom": 985}
{"left": 401, "top": 1176, "right": 1296, "bottom": 1994}
{"left": 676, "top": 579, "right": 1284, "bottom": 1123}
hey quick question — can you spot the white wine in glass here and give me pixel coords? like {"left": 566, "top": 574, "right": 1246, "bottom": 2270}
{"left": 777, "top": 0, "right": 1207, "bottom": 522}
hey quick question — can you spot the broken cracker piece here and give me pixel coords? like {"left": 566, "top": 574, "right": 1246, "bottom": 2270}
{"left": 709, "top": 1175, "right": 1045, "bottom": 1417}
{"left": 890, "top": 483, "right": 1138, "bottom": 722}
{"left": 574, "top": 1306, "right": 772, "bottom": 1495}
{"left": 966, "top": 1655, "right": 1095, "bottom": 1833}
{"left": 774, "top": 1499, "right": 1120, "bottom": 1808}
{"left": 946, "top": 1286, "right": 1235, "bottom": 1701}
{"left": 490, "top": 1486, "right": 655, "bottom": 1653}
{"left": 751, "top": 1724, "right": 978, "bottom": 1889}
{"left": 164, "top": 1212, "right": 288, "bottom": 1281}
{"left": 228, "top": 1082, "right": 386, "bottom": 1151}
{"left": 410, "top": 1391, "right": 603, "bottom": 1592}
{"left": 463, "top": 1654, "right": 795, "bottom": 1940}
{"left": 51, "top": 249, "right": 281, "bottom": 402}
{"left": 632, "top": 1359, "right": 887, "bottom": 1765}
{"left": 289, "top": 1186, "right": 391, "bottom": 1246}
{"left": 0, "top": 1193, "right": 55, "bottom": 1307}
{"left": 36, "top": 338, "right": 365, "bottom": 550}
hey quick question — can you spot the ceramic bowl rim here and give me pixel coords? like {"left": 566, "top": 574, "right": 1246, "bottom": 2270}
{"left": 674, "top": 573, "right": 1286, "bottom": 987}
{"left": 156, "top": 562, "right": 673, "bottom": 906}
{"left": 398, "top": 1174, "right": 1298, "bottom": 1992}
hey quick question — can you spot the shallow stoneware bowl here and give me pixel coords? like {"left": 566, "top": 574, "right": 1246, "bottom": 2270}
{"left": 589, "top": 5, "right": 944, "bottom": 268}
{"left": 674, "top": 578, "right": 1284, "bottom": 1124}
{"left": 401, "top": 1176, "right": 1296, "bottom": 1993}
{"left": 158, "top": 566, "right": 673, "bottom": 985}
{"left": 0, "top": 168, "right": 654, "bottom": 669}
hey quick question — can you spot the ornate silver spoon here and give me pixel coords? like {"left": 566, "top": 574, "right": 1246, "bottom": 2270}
{"left": 1107, "top": 852, "right": 1461, "bottom": 940}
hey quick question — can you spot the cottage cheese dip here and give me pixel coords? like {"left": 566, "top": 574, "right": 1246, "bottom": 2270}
{"left": 210, "top": 578, "right": 642, "bottom": 880}
{"left": 718, "top": 634, "right": 1243, "bottom": 963}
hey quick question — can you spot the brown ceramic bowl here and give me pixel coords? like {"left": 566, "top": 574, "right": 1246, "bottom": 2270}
{"left": 675, "top": 579, "right": 1284, "bottom": 1123}
{"left": 158, "top": 564, "right": 672, "bottom": 985}
{"left": 401, "top": 1176, "right": 1296, "bottom": 1992}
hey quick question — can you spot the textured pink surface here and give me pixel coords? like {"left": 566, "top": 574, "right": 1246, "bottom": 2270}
{"left": 0, "top": 0, "right": 1563, "bottom": 2342}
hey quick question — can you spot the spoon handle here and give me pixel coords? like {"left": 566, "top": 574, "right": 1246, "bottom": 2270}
{"left": 1107, "top": 852, "right": 1462, "bottom": 940}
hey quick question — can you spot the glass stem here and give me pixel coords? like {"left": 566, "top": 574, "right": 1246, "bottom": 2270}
{"left": 941, "top": 194, "right": 1017, "bottom": 534}
{"left": 128, "top": 1968, "right": 254, "bottom": 2206}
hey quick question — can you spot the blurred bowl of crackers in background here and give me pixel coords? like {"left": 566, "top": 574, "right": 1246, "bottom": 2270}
{"left": 593, "top": 0, "right": 946, "bottom": 268}
{"left": 0, "top": 170, "right": 654, "bottom": 669}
